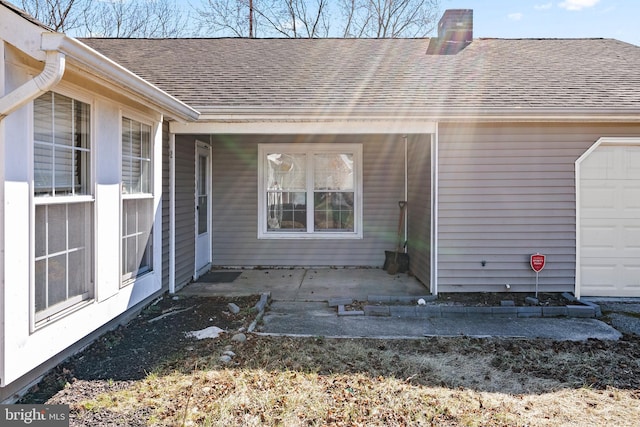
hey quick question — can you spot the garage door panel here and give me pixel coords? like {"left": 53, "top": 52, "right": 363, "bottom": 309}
{"left": 579, "top": 143, "right": 640, "bottom": 297}
{"left": 623, "top": 227, "right": 640, "bottom": 250}
{"left": 581, "top": 263, "right": 618, "bottom": 288}
{"left": 581, "top": 185, "right": 615, "bottom": 212}
{"left": 581, "top": 224, "right": 616, "bottom": 251}
{"left": 621, "top": 186, "right": 640, "bottom": 216}
{"left": 580, "top": 149, "right": 614, "bottom": 179}
{"left": 625, "top": 148, "right": 640, "bottom": 179}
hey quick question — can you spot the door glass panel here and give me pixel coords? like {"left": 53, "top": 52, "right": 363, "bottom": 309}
{"left": 198, "top": 195, "right": 208, "bottom": 234}
{"left": 197, "top": 154, "right": 208, "bottom": 235}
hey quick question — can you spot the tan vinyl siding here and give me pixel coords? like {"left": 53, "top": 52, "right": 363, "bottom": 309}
{"left": 174, "top": 135, "right": 196, "bottom": 287}
{"left": 407, "top": 135, "right": 432, "bottom": 287}
{"left": 437, "top": 122, "right": 640, "bottom": 293}
{"left": 209, "top": 134, "right": 406, "bottom": 267}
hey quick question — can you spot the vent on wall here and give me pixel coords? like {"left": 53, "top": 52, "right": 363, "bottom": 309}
{"left": 426, "top": 9, "right": 473, "bottom": 55}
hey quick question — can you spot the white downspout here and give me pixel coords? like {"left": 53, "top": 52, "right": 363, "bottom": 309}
{"left": 403, "top": 135, "right": 408, "bottom": 250}
{"left": 431, "top": 125, "right": 439, "bottom": 296}
{"left": 0, "top": 50, "right": 65, "bottom": 119}
{"left": 169, "top": 134, "right": 176, "bottom": 294}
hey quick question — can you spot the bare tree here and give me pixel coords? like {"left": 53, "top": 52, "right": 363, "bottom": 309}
{"left": 195, "top": 0, "right": 256, "bottom": 37}
{"left": 83, "top": 0, "right": 190, "bottom": 38}
{"left": 19, "top": 0, "right": 92, "bottom": 32}
{"left": 340, "top": 0, "right": 440, "bottom": 38}
{"left": 195, "top": 0, "right": 330, "bottom": 38}
{"left": 20, "top": 0, "right": 189, "bottom": 37}
{"left": 259, "top": 0, "right": 330, "bottom": 38}
{"left": 196, "top": 0, "right": 438, "bottom": 38}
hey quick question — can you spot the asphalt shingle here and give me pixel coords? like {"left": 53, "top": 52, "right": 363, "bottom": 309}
{"left": 81, "top": 37, "right": 640, "bottom": 113}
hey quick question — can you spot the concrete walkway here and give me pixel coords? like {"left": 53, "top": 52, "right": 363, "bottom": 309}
{"left": 258, "top": 300, "right": 622, "bottom": 341}
{"left": 180, "top": 268, "right": 626, "bottom": 341}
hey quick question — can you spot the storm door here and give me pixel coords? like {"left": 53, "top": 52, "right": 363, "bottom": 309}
{"left": 195, "top": 142, "right": 212, "bottom": 277}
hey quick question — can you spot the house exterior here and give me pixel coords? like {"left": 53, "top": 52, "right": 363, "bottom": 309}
{"left": 0, "top": 1, "right": 198, "bottom": 400}
{"left": 2, "top": 3, "right": 640, "bottom": 399}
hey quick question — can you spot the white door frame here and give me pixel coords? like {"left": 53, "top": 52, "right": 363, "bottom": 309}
{"left": 575, "top": 136, "right": 640, "bottom": 299}
{"left": 194, "top": 140, "right": 212, "bottom": 279}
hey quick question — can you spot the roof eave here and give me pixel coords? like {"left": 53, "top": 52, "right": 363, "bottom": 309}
{"left": 193, "top": 106, "right": 640, "bottom": 123}
{"left": 42, "top": 33, "right": 200, "bottom": 122}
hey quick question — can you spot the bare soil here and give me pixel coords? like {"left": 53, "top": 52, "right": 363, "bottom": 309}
{"left": 16, "top": 293, "right": 640, "bottom": 426}
{"left": 435, "top": 292, "right": 577, "bottom": 306}
{"left": 19, "top": 295, "right": 259, "bottom": 405}
{"left": 346, "top": 292, "right": 579, "bottom": 311}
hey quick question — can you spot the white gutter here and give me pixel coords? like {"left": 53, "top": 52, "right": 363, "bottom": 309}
{"left": 192, "top": 107, "right": 640, "bottom": 123}
{"left": 1, "top": 32, "right": 199, "bottom": 122}
{"left": 0, "top": 50, "right": 65, "bottom": 119}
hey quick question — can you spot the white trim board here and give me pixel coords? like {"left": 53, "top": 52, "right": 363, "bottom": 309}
{"left": 575, "top": 137, "right": 640, "bottom": 299}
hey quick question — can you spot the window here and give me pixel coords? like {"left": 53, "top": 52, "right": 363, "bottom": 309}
{"left": 33, "top": 92, "right": 93, "bottom": 322}
{"left": 258, "top": 144, "right": 362, "bottom": 239}
{"left": 121, "top": 117, "right": 153, "bottom": 283}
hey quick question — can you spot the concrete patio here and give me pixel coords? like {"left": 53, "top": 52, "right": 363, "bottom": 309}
{"left": 179, "top": 268, "right": 430, "bottom": 302}
{"left": 177, "top": 267, "right": 627, "bottom": 341}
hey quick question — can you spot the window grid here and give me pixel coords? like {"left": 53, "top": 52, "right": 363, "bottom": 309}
{"left": 121, "top": 117, "right": 153, "bottom": 285}
{"left": 260, "top": 144, "right": 361, "bottom": 238}
{"left": 34, "top": 92, "right": 90, "bottom": 197}
{"left": 121, "top": 118, "right": 151, "bottom": 194}
{"left": 33, "top": 91, "right": 93, "bottom": 324}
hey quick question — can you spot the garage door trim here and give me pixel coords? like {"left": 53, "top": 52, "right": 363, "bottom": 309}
{"left": 575, "top": 137, "right": 640, "bottom": 299}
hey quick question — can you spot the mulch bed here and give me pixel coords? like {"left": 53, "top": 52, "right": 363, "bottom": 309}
{"left": 436, "top": 292, "right": 576, "bottom": 307}
{"left": 346, "top": 292, "right": 580, "bottom": 311}
{"left": 18, "top": 294, "right": 259, "bottom": 405}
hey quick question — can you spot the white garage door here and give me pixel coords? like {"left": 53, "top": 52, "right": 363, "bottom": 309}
{"left": 579, "top": 144, "right": 640, "bottom": 297}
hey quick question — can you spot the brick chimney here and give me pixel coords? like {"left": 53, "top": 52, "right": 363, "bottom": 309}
{"left": 426, "top": 9, "right": 473, "bottom": 55}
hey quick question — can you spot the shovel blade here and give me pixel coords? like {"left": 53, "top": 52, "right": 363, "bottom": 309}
{"left": 387, "top": 263, "right": 399, "bottom": 275}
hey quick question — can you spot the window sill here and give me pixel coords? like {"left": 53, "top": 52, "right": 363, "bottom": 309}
{"left": 121, "top": 269, "right": 154, "bottom": 288}
{"left": 258, "top": 231, "right": 363, "bottom": 240}
{"left": 33, "top": 297, "right": 94, "bottom": 332}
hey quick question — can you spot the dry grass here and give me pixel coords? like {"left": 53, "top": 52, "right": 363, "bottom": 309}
{"left": 61, "top": 335, "right": 640, "bottom": 426}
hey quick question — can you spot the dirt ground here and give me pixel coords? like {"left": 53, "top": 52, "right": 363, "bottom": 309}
{"left": 389, "top": 292, "right": 573, "bottom": 307}
{"left": 17, "top": 292, "right": 637, "bottom": 426}
{"left": 19, "top": 295, "right": 260, "bottom": 405}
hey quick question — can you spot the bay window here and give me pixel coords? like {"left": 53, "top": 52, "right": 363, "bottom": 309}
{"left": 33, "top": 91, "right": 93, "bottom": 322}
{"left": 121, "top": 117, "right": 153, "bottom": 283}
{"left": 258, "top": 144, "right": 362, "bottom": 239}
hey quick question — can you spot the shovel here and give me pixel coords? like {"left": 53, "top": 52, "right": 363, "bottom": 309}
{"left": 387, "top": 201, "right": 407, "bottom": 275}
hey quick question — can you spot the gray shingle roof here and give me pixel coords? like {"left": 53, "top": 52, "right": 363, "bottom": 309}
{"left": 81, "top": 37, "right": 640, "bottom": 114}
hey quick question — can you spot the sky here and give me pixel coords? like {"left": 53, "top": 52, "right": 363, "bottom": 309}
{"left": 442, "top": 0, "right": 639, "bottom": 46}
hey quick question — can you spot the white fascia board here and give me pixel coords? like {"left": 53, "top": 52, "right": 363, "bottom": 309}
{"left": 40, "top": 33, "right": 199, "bottom": 122}
{"left": 180, "top": 106, "right": 640, "bottom": 131}
{"left": 171, "top": 118, "right": 437, "bottom": 134}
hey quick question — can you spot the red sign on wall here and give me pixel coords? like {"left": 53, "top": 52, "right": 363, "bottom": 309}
{"left": 530, "top": 253, "right": 546, "bottom": 273}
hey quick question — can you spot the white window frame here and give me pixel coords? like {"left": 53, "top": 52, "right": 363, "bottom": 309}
{"left": 258, "top": 143, "right": 363, "bottom": 239}
{"left": 120, "top": 112, "right": 155, "bottom": 286}
{"left": 31, "top": 88, "right": 95, "bottom": 327}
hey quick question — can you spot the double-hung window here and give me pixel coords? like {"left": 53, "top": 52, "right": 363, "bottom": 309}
{"left": 121, "top": 117, "right": 153, "bottom": 284}
{"left": 258, "top": 144, "right": 362, "bottom": 239}
{"left": 33, "top": 91, "right": 93, "bottom": 323}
